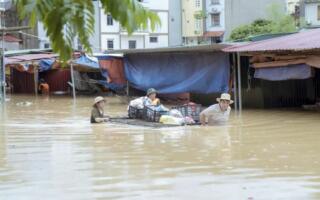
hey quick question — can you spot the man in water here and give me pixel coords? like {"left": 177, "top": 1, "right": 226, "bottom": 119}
{"left": 38, "top": 79, "right": 50, "bottom": 95}
{"left": 91, "top": 96, "right": 110, "bottom": 123}
{"left": 200, "top": 93, "right": 233, "bottom": 125}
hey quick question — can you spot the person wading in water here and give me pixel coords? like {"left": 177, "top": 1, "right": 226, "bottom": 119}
{"left": 200, "top": 93, "right": 233, "bottom": 125}
{"left": 90, "top": 96, "right": 110, "bottom": 123}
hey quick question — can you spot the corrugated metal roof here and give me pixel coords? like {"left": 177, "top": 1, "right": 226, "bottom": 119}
{"left": 4, "top": 48, "right": 53, "bottom": 56}
{"left": 3, "top": 34, "right": 22, "bottom": 43}
{"left": 105, "top": 44, "right": 230, "bottom": 55}
{"left": 5, "top": 53, "right": 58, "bottom": 64}
{"left": 223, "top": 28, "right": 320, "bottom": 53}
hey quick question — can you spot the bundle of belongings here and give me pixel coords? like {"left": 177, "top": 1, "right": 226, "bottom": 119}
{"left": 128, "top": 88, "right": 198, "bottom": 126}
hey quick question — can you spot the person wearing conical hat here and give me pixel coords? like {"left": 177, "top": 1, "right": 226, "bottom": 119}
{"left": 200, "top": 93, "right": 233, "bottom": 125}
{"left": 90, "top": 96, "right": 110, "bottom": 123}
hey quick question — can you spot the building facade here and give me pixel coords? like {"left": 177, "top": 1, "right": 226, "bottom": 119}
{"left": 287, "top": 0, "right": 300, "bottom": 14}
{"left": 301, "top": 0, "right": 320, "bottom": 27}
{"left": 224, "top": 0, "right": 287, "bottom": 40}
{"left": 169, "top": 0, "right": 183, "bottom": 46}
{"left": 182, "top": 0, "right": 287, "bottom": 44}
{"left": 100, "top": 0, "right": 169, "bottom": 51}
{"left": 182, "top": 0, "right": 203, "bottom": 45}
{"left": 1, "top": 0, "right": 39, "bottom": 50}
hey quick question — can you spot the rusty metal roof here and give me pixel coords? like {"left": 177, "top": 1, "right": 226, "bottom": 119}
{"left": 6, "top": 53, "right": 58, "bottom": 63}
{"left": 223, "top": 28, "right": 320, "bottom": 53}
{"left": 3, "top": 34, "right": 22, "bottom": 43}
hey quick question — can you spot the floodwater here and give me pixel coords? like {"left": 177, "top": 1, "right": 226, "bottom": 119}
{"left": 0, "top": 95, "right": 320, "bottom": 200}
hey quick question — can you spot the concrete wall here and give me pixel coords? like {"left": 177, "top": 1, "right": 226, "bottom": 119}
{"left": 151, "top": 12, "right": 169, "bottom": 33}
{"left": 142, "top": 0, "right": 169, "bottom": 11}
{"left": 100, "top": 11, "right": 120, "bottom": 33}
{"left": 101, "top": 34, "right": 120, "bottom": 50}
{"left": 145, "top": 35, "right": 169, "bottom": 48}
{"left": 224, "top": 0, "right": 287, "bottom": 40}
{"left": 169, "top": 0, "right": 182, "bottom": 46}
{"left": 4, "top": 6, "right": 39, "bottom": 49}
{"left": 3, "top": 41, "right": 19, "bottom": 51}
{"left": 120, "top": 35, "right": 145, "bottom": 49}
{"left": 305, "top": 2, "right": 320, "bottom": 26}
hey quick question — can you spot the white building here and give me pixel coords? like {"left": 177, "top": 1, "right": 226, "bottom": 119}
{"left": 38, "top": 1, "right": 100, "bottom": 51}
{"left": 303, "top": 0, "right": 320, "bottom": 27}
{"left": 100, "top": 0, "right": 169, "bottom": 51}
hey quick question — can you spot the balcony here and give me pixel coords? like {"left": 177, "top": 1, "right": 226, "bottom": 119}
{"left": 0, "top": 0, "right": 12, "bottom": 11}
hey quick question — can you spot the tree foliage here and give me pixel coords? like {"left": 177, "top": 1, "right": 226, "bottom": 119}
{"left": 15, "top": 0, "right": 161, "bottom": 62}
{"left": 229, "top": 3, "right": 297, "bottom": 41}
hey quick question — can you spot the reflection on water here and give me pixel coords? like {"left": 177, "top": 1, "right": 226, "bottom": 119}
{"left": 0, "top": 95, "right": 320, "bottom": 200}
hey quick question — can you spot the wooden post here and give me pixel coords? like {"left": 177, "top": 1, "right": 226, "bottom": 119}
{"left": 1, "top": 29, "right": 5, "bottom": 102}
{"left": 70, "top": 63, "right": 76, "bottom": 100}
{"left": 232, "top": 53, "right": 238, "bottom": 114}
{"left": 33, "top": 63, "right": 38, "bottom": 96}
{"left": 126, "top": 80, "right": 130, "bottom": 96}
{"left": 237, "top": 53, "right": 242, "bottom": 115}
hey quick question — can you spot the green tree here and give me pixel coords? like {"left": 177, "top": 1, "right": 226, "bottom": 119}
{"left": 229, "top": 3, "right": 297, "bottom": 41}
{"left": 229, "top": 19, "right": 273, "bottom": 41}
{"left": 15, "top": 0, "right": 161, "bottom": 62}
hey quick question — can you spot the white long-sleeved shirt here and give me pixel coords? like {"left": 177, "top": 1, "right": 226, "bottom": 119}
{"left": 200, "top": 104, "right": 231, "bottom": 124}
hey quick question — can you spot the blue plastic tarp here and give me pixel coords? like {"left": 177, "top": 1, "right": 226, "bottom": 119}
{"left": 74, "top": 55, "right": 100, "bottom": 69}
{"left": 39, "top": 59, "right": 54, "bottom": 72}
{"left": 124, "top": 52, "right": 230, "bottom": 94}
{"left": 254, "top": 64, "right": 313, "bottom": 81}
{"left": 98, "top": 80, "right": 126, "bottom": 91}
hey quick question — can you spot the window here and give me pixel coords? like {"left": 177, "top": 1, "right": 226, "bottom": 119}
{"left": 128, "top": 40, "right": 136, "bottom": 49}
{"left": 149, "top": 36, "right": 158, "bottom": 43}
{"left": 195, "top": 0, "right": 200, "bottom": 8}
{"left": 44, "top": 43, "right": 50, "bottom": 48}
{"left": 107, "top": 40, "right": 114, "bottom": 50}
{"left": 195, "top": 19, "right": 201, "bottom": 31}
{"left": 211, "top": 13, "right": 220, "bottom": 26}
{"left": 107, "top": 14, "right": 113, "bottom": 26}
{"left": 211, "top": 0, "right": 219, "bottom": 5}
{"left": 318, "top": 5, "right": 320, "bottom": 21}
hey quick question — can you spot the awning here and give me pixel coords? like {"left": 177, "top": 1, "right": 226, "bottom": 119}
{"left": 124, "top": 52, "right": 230, "bottom": 94}
{"left": 223, "top": 28, "right": 320, "bottom": 53}
{"left": 254, "top": 64, "right": 314, "bottom": 81}
{"left": 203, "top": 31, "right": 224, "bottom": 37}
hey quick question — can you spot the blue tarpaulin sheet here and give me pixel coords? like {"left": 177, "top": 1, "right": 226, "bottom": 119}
{"left": 74, "top": 55, "right": 100, "bottom": 69}
{"left": 254, "top": 64, "right": 313, "bottom": 81}
{"left": 39, "top": 59, "right": 54, "bottom": 72}
{"left": 98, "top": 80, "right": 126, "bottom": 91}
{"left": 124, "top": 52, "right": 230, "bottom": 94}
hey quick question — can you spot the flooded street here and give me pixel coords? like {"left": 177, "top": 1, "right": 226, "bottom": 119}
{"left": 0, "top": 95, "right": 320, "bottom": 200}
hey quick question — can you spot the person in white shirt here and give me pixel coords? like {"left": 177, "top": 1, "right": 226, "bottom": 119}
{"left": 200, "top": 93, "right": 233, "bottom": 125}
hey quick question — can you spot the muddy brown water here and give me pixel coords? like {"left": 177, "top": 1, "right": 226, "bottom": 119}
{"left": 0, "top": 95, "right": 320, "bottom": 200}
